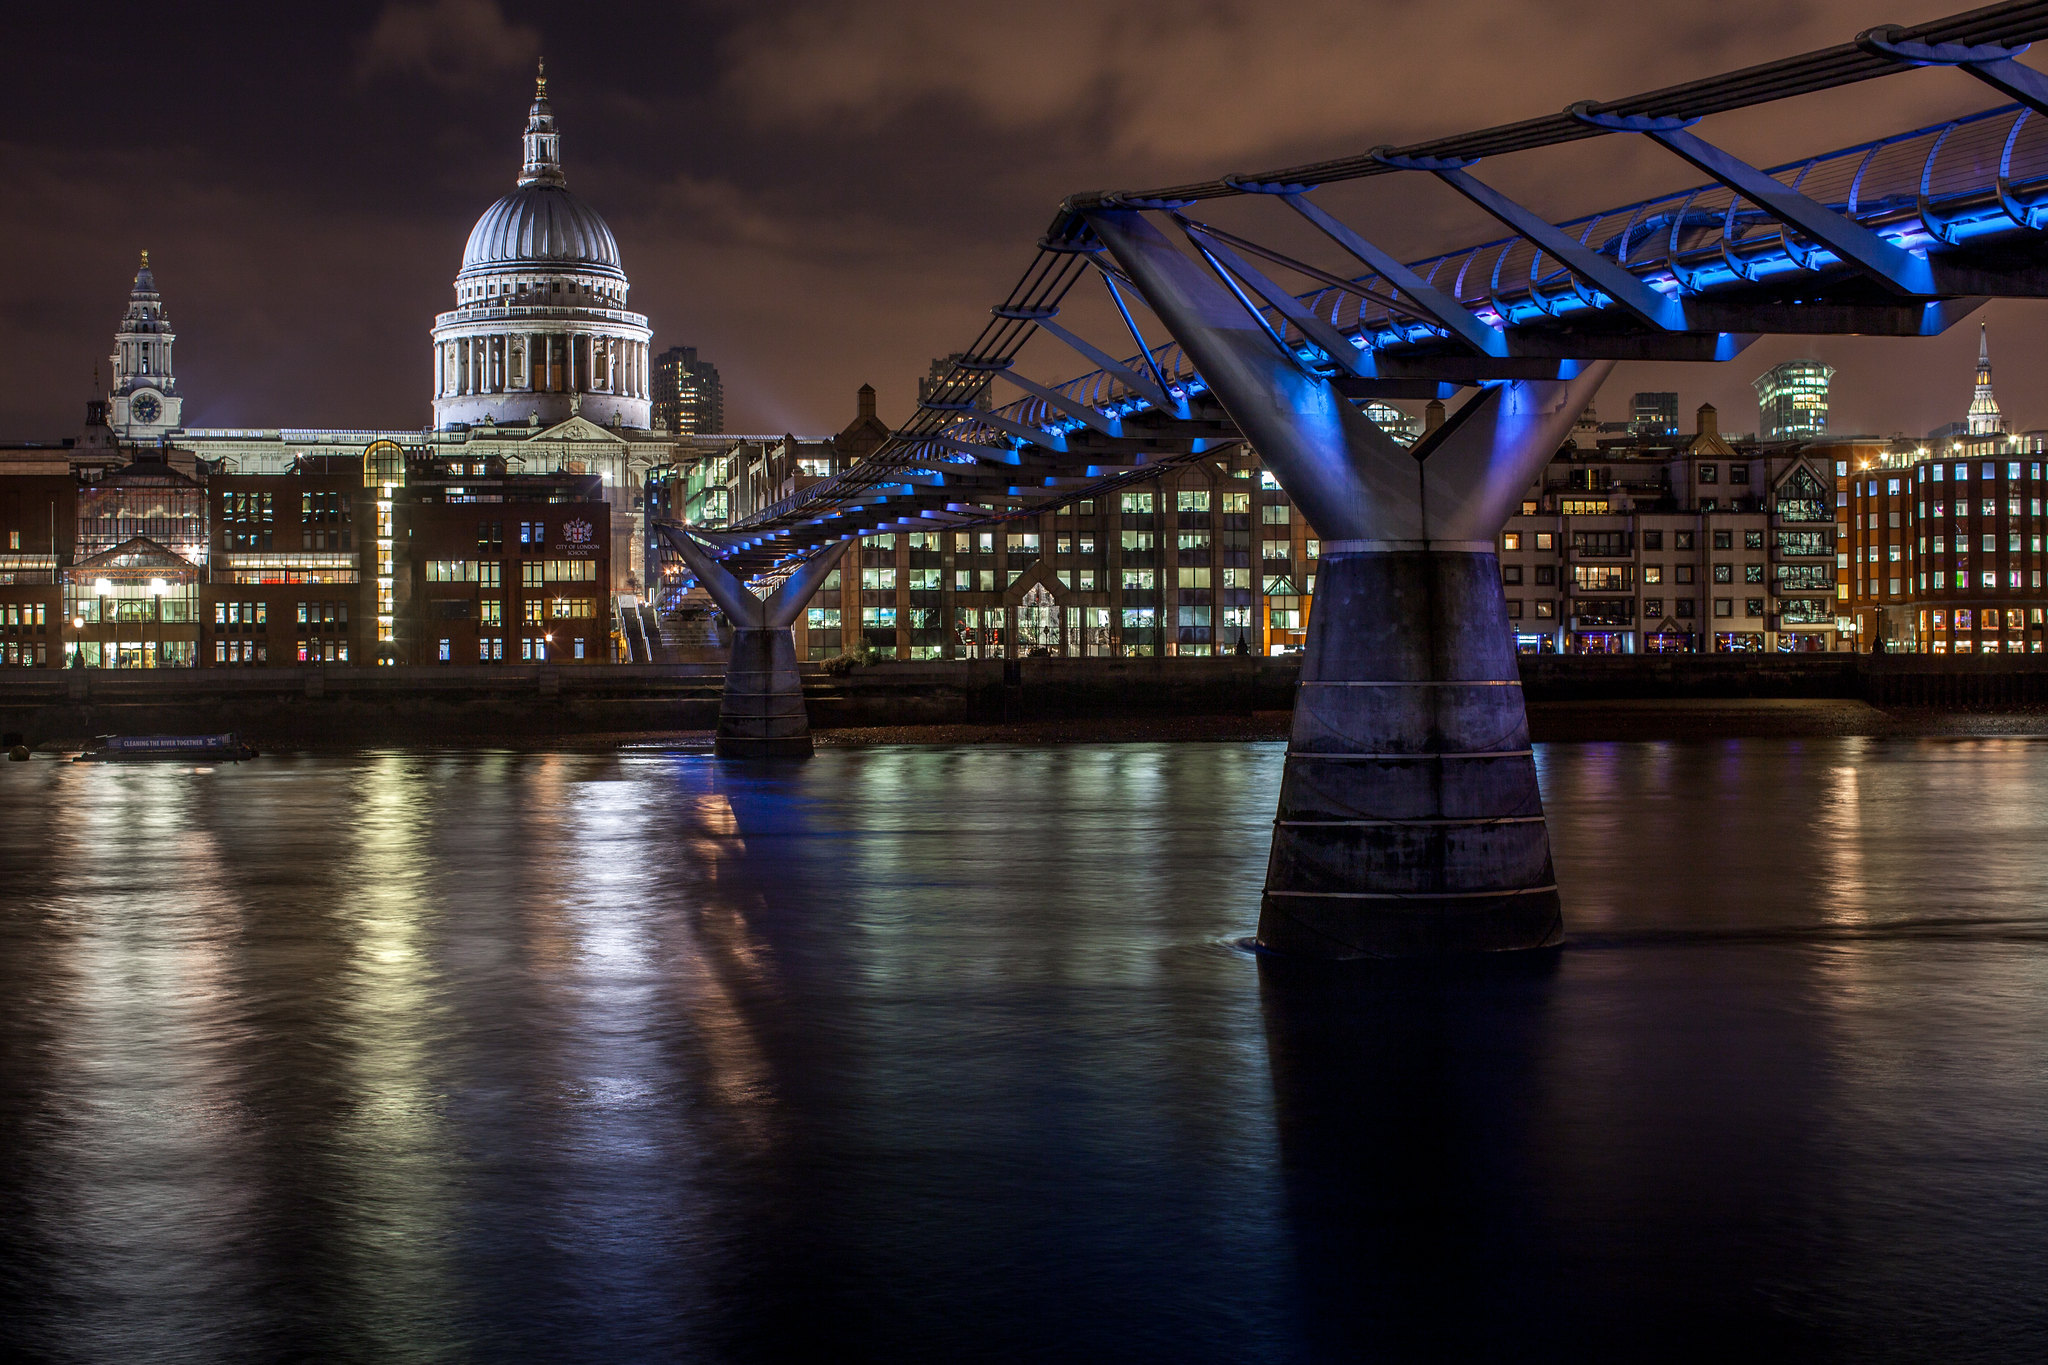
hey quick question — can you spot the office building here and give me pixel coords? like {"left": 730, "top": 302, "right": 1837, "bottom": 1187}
{"left": 919, "top": 355, "right": 992, "bottom": 411}
{"left": 1836, "top": 329, "right": 2048, "bottom": 652}
{"left": 1631, "top": 391, "right": 1679, "bottom": 437}
{"left": 1754, "top": 360, "right": 1836, "bottom": 441}
{"left": 652, "top": 345, "right": 725, "bottom": 437}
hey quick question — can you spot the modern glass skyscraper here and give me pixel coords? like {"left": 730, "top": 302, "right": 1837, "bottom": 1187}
{"left": 1752, "top": 360, "right": 1835, "bottom": 441}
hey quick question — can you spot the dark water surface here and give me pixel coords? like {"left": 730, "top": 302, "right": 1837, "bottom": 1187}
{"left": 3, "top": 739, "right": 2047, "bottom": 1363}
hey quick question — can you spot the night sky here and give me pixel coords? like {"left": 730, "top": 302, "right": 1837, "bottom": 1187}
{"left": 3, "top": 0, "right": 2043, "bottom": 442}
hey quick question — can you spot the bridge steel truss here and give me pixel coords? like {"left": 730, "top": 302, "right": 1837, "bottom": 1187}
{"left": 657, "top": 1, "right": 2048, "bottom": 955}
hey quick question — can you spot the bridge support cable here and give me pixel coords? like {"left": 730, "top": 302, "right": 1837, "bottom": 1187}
{"left": 1568, "top": 104, "right": 1940, "bottom": 295}
{"left": 1372, "top": 150, "right": 1691, "bottom": 331}
{"left": 1086, "top": 205, "right": 1609, "bottom": 957}
{"left": 663, "top": 528, "right": 848, "bottom": 759}
{"left": 1268, "top": 191, "right": 1510, "bottom": 357}
{"left": 1021, "top": 312, "right": 1177, "bottom": 412}
{"left": 1176, "top": 209, "right": 1471, "bottom": 335}
{"left": 1857, "top": 24, "right": 2048, "bottom": 114}
{"left": 1063, "top": 3, "right": 2048, "bottom": 211}
{"left": 1098, "top": 272, "right": 1185, "bottom": 409}
{"left": 1174, "top": 218, "right": 1372, "bottom": 377}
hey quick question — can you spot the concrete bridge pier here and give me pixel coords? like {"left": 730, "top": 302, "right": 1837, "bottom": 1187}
{"left": 1085, "top": 207, "right": 1610, "bottom": 956}
{"left": 1267, "top": 531, "right": 1569, "bottom": 957}
{"left": 667, "top": 534, "right": 848, "bottom": 758}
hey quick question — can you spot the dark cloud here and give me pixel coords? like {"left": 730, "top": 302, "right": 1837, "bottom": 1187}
{"left": 1, "top": 0, "right": 2043, "bottom": 445}
{"left": 357, "top": 0, "right": 540, "bottom": 88}
{"left": 717, "top": 0, "right": 1858, "bottom": 165}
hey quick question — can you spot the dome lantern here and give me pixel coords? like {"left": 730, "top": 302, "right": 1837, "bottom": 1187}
{"left": 519, "top": 59, "right": 565, "bottom": 189}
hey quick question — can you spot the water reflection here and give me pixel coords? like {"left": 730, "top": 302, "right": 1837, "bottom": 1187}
{"left": 40, "top": 767, "right": 268, "bottom": 1360}
{"left": 1257, "top": 952, "right": 1568, "bottom": 1360}
{"left": 1, "top": 740, "right": 2047, "bottom": 1361}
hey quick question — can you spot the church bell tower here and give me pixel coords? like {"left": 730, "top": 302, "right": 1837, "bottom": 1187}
{"left": 109, "top": 251, "right": 183, "bottom": 441}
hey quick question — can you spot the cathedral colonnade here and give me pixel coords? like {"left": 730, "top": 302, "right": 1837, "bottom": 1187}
{"left": 435, "top": 333, "right": 649, "bottom": 399}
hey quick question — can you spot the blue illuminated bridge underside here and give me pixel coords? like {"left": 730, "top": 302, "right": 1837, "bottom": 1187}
{"left": 655, "top": 1, "right": 2048, "bottom": 584}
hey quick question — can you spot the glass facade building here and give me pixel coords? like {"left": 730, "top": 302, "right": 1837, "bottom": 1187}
{"left": 1754, "top": 361, "right": 1836, "bottom": 441}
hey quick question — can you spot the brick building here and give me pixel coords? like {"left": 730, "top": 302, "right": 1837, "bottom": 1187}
{"left": 1829, "top": 327, "right": 2048, "bottom": 654}
{"left": 400, "top": 459, "right": 611, "bottom": 664}
{"left": 0, "top": 473, "right": 73, "bottom": 669}
{"left": 204, "top": 456, "right": 366, "bottom": 665}
{"left": 1839, "top": 449, "right": 2048, "bottom": 653}
{"left": 0, "top": 440, "right": 613, "bottom": 668}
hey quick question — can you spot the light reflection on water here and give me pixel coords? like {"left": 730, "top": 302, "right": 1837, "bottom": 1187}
{"left": 2, "top": 740, "right": 2047, "bottom": 1362}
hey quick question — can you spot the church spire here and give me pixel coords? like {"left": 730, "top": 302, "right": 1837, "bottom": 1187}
{"left": 125, "top": 250, "right": 164, "bottom": 326}
{"left": 518, "top": 59, "right": 565, "bottom": 188}
{"left": 1968, "top": 322, "right": 2003, "bottom": 437}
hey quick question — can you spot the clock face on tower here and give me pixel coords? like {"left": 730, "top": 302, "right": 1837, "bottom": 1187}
{"left": 132, "top": 392, "right": 163, "bottom": 425}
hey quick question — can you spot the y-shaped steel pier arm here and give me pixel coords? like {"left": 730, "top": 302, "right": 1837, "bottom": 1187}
{"left": 1086, "top": 206, "right": 1610, "bottom": 956}
{"left": 669, "top": 533, "right": 850, "bottom": 758}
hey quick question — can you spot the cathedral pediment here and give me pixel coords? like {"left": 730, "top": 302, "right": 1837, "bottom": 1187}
{"left": 527, "top": 416, "right": 629, "bottom": 444}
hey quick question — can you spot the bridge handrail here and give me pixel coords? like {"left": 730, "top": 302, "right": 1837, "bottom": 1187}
{"left": 739, "top": 109, "right": 2045, "bottom": 542}
{"left": 717, "top": 2, "right": 2048, "bottom": 558}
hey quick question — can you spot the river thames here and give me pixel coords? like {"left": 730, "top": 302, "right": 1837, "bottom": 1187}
{"left": 2, "top": 738, "right": 2045, "bottom": 1362}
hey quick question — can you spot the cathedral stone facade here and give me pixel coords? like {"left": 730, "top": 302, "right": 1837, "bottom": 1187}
{"left": 78, "top": 67, "right": 727, "bottom": 600}
{"left": 430, "top": 65, "right": 652, "bottom": 432}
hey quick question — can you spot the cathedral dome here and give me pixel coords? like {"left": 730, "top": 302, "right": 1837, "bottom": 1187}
{"left": 431, "top": 62, "right": 652, "bottom": 434}
{"left": 459, "top": 183, "right": 623, "bottom": 278}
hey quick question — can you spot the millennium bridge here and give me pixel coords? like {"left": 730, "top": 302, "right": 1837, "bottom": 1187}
{"left": 652, "top": 0, "right": 2048, "bottom": 958}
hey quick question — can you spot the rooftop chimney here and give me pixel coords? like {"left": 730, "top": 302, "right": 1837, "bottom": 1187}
{"left": 858, "top": 383, "right": 877, "bottom": 422}
{"left": 1696, "top": 402, "right": 1719, "bottom": 437}
{"left": 1424, "top": 398, "right": 1445, "bottom": 433}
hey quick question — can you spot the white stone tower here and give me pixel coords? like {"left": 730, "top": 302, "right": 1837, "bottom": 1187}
{"left": 108, "top": 251, "right": 184, "bottom": 441}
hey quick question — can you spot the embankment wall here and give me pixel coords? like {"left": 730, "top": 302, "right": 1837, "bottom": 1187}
{"left": 0, "top": 654, "right": 2043, "bottom": 746}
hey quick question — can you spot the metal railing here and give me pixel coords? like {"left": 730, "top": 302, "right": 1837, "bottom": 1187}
{"left": 703, "top": 2, "right": 2048, "bottom": 576}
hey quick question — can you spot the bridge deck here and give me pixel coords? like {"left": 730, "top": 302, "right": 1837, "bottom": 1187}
{"left": 657, "top": 1, "right": 2048, "bottom": 588}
